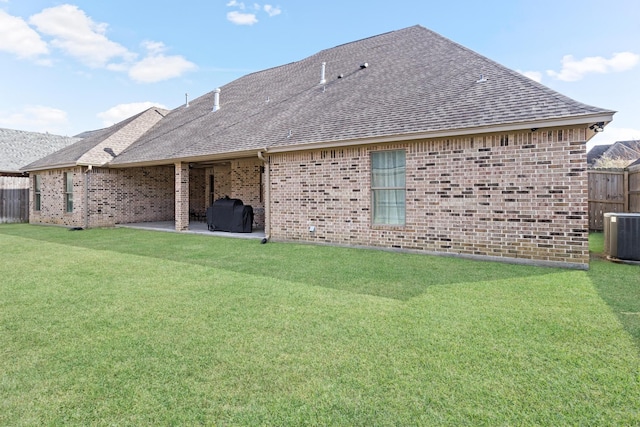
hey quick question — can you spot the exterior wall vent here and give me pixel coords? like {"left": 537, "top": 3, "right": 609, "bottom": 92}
{"left": 604, "top": 213, "right": 640, "bottom": 262}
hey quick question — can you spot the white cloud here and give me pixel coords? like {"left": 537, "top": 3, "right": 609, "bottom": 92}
{"left": 25, "top": 6, "right": 196, "bottom": 83}
{"left": 264, "top": 5, "right": 282, "bottom": 16}
{"left": 227, "top": 10, "right": 258, "bottom": 25}
{"left": 587, "top": 126, "right": 640, "bottom": 150}
{"left": 140, "top": 40, "right": 165, "bottom": 56}
{"left": 97, "top": 102, "right": 168, "bottom": 127}
{"left": 547, "top": 52, "right": 640, "bottom": 82}
{"left": 128, "top": 41, "right": 197, "bottom": 83}
{"left": 29, "top": 4, "right": 135, "bottom": 68}
{"left": 517, "top": 70, "right": 542, "bottom": 83}
{"left": 226, "top": 2, "right": 281, "bottom": 24}
{"left": 0, "top": 105, "right": 68, "bottom": 132}
{"left": 0, "top": 10, "right": 49, "bottom": 59}
{"left": 226, "top": 0, "right": 245, "bottom": 8}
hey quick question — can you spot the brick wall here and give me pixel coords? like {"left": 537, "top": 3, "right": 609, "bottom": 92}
{"left": 29, "top": 161, "right": 266, "bottom": 230}
{"left": 30, "top": 165, "right": 175, "bottom": 228}
{"left": 230, "top": 158, "right": 264, "bottom": 229}
{"left": 89, "top": 166, "right": 174, "bottom": 227}
{"left": 268, "top": 127, "right": 589, "bottom": 268}
{"left": 189, "top": 167, "right": 206, "bottom": 214}
{"left": 29, "top": 167, "right": 84, "bottom": 227}
{"left": 212, "top": 163, "right": 231, "bottom": 200}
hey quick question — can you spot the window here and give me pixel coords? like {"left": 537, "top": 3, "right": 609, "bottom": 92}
{"left": 64, "top": 172, "right": 73, "bottom": 213}
{"left": 34, "top": 175, "right": 42, "bottom": 211}
{"left": 371, "top": 150, "right": 406, "bottom": 225}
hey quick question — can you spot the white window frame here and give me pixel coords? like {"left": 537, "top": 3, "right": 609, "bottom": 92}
{"left": 64, "top": 172, "right": 73, "bottom": 213}
{"left": 371, "top": 150, "right": 406, "bottom": 226}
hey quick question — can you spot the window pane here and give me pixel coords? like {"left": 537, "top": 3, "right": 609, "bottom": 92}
{"left": 372, "top": 151, "right": 405, "bottom": 188}
{"left": 65, "top": 173, "right": 73, "bottom": 212}
{"left": 34, "top": 175, "right": 41, "bottom": 211}
{"left": 372, "top": 189, "right": 405, "bottom": 225}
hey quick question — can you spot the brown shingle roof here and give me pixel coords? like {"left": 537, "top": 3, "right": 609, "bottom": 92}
{"left": 22, "top": 107, "right": 168, "bottom": 171}
{"left": 111, "top": 25, "right": 614, "bottom": 166}
{"left": 0, "top": 128, "right": 80, "bottom": 173}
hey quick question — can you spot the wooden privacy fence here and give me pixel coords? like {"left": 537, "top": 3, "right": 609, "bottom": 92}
{"left": 0, "top": 176, "right": 29, "bottom": 223}
{"left": 588, "top": 166, "right": 640, "bottom": 230}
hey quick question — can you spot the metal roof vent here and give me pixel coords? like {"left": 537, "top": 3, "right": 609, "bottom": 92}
{"left": 320, "top": 62, "right": 327, "bottom": 85}
{"left": 360, "top": 62, "right": 369, "bottom": 69}
{"left": 212, "top": 88, "right": 221, "bottom": 112}
{"left": 476, "top": 74, "right": 488, "bottom": 83}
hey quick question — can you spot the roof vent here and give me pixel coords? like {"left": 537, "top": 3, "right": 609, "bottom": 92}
{"left": 320, "top": 62, "right": 327, "bottom": 85}
{"left": 476, "top": 74, "right": 488, "bottom": 83}
{"left": 360, "top": 62, "right": 369, "bottom": 69}
{"left": 212, "top": 88, "right": 221, "bottom": 112}
{"left": 185, "top": 93, "right": 189, "bottom": 108}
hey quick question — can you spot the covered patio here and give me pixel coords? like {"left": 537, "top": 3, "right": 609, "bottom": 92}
{"left": 117, "top": 221, "right": 266, "bottom": 240}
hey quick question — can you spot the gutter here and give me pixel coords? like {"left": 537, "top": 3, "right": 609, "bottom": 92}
{"left": 265, "top": 113, "right": 615, "bottom": 154}
{"left": 257, "top": 150, "right": 270, "bottom": 242}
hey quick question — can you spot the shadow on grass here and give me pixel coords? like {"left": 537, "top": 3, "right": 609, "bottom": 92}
{"left": 588, "top": 233, "right": 640, "bottom": 349}
{"left": 1, "top": 224, "right": 562, "bottom": 301}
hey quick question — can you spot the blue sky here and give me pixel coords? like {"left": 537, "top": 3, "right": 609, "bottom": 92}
{"left": 1, "top": 0, "right": 638, "bottom": 150}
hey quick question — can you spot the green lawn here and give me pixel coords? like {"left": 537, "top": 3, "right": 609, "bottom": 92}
{"left": 1, "top": 224, "right": 638, "bottom": 426}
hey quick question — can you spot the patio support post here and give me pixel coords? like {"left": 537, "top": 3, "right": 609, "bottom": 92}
{"left": 175, "top": 161, "right": 189, "bottom": 231}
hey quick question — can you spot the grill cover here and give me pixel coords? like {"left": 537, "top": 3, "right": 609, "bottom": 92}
{"left": 206, "top": 198, "right": 253, "bottom": 232}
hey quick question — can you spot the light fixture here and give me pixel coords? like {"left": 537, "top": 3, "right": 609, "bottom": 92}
{"left": 589, "top": 122, "right": 605, "bottom": 132}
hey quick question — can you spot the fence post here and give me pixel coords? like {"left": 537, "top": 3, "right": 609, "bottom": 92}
{"left": 624, "top": 170, "right": 629, "bottom": 212}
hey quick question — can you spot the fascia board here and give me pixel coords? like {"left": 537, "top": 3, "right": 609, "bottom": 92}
{"left": 266, "top": 113, "right": 615, "bottom": 154}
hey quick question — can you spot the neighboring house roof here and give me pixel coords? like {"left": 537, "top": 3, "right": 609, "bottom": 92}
{"left": 588, "top": 140, "right": 640, "bottom": 167}
{"left": 0, "top": 128, "right": 80, "bottom": 174}
{"left": 22, "top": 107, "right": 168, "bottom": 172}
{"left": 112, "top": 25, "right": 614, "bottom": 167}
{"left": 587, "top": 144, "right": 612, "bottom": 166}
{"left": 604, "top": 140, "right": 640, "bottom": 161}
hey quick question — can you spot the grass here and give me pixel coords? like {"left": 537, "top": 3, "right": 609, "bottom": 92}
{"left": 0, "top": 224, "right": 638, "bottom": 425}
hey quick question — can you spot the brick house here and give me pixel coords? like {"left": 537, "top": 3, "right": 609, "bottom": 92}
{"left": 23, "top": 107, "right": 168, "bottom": 227}
{"left": 24, "top": 26, "right": 614, "bottom": 268}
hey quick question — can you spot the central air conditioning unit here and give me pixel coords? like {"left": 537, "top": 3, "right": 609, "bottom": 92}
{"left": 603, "top": 213, "right": 640, "bottom": 262}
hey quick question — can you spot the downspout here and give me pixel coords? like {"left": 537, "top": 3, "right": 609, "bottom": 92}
{"left": 84, "top": 165, "right": 92, "bottom": 229}
{"left": 257, "top": 150, "right": 270, "bottom": 242}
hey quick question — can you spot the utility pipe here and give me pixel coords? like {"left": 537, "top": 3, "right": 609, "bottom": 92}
{"left": 257, "top": 150, "right": 270, "bottom": 242}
